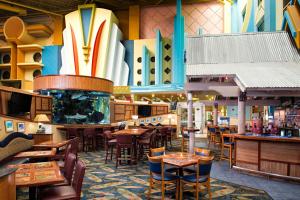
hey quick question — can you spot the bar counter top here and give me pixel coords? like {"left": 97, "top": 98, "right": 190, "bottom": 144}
{"left": 233, "top": 133, "right": 300, "bottom": 143}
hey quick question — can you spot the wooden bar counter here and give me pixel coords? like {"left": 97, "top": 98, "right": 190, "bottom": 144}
{"left": 233, "top": 133, "right": 300, "bottom": 181}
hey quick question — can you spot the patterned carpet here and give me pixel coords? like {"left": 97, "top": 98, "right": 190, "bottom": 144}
{"left": 17, "top": 139, "right": 272, "bottom": 200}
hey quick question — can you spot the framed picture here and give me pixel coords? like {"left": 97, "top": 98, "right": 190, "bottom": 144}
{"left": 17, "top": 122, "right": 25, "bottom": 132}
{"left": 157, "top": 117, "right": 162, "bottom": 122}
{"left": 5, "top": 120, "right": 14, "bottom": 133}
{"left": 146, "top": 118, "right": 150, "bottom": 123}
{"left": 152, "top": 117, "right": 156, "bottom": 122}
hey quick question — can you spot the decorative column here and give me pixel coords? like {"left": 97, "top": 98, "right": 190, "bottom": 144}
{"left": 187, "top": 92, "right": 194, "bottom": 153}
{"left": 141, "top": 45, "right": 150, "bottom": 86}
{"left": 213, "top": 103, "right": 218, "bottom": 126}
{"left": 155, "top": 30, "right": 163, "bottom": 85}
{"left": 238, "top": 92, "right": 247, "bottom": 134}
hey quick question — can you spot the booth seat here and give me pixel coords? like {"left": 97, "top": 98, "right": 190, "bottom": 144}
{"left": 0, "top": 132, "right": 33, "bottom": 166}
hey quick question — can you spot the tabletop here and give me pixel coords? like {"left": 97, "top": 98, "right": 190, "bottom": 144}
{"left": 7, "top": 161, "right": 64, "bottom": 187}
{"left": 183, "top": 127, "right": 200, "bottom": 132}
{"left": 33, "top": 140, "right": 69, "bottom": 148}
{"left": 14, "top": 149, "right": 56, "bottom": 159}
{"left": 112, "top": 128, "right": 148, "bottom": 136}
{"left": 162, "top": 152, "right": 214, "bottom": 168}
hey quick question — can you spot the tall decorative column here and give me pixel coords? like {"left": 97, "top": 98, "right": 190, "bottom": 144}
{"left": 155, "top": 30, "right": 163, "bottom": 85}
{"left": 172, "top": 0, "right": 185, "bottom": 85}
{"left": 187, "top": 92, "right": 194, "bottom": 153}
{"left": 238, "top": 92, "right": 247, "bottom": 134}
{"left": 213, "top": 103, "right": 218, "bottom": 126}
{"left": 141, "top": 45, "right": 150, "bottom": 86}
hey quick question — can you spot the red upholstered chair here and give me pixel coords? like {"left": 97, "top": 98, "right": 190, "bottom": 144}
{"left": 52, "top": 153, "right": 76, "bottom": 187}
{"left": 58, "top": 143, "right": 72, "bottom": 170}
{"left": 40, "top": 160, "right": 86, "bottom": 200}
{"left": 63, "top": 153, "right": 77, "bottom": 185}
{"left": 70, "top": 137, "right": 80, "bottom": 160}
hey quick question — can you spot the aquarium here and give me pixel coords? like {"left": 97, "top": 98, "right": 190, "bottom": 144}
{"left": 40, "top": 90, "right": 110, "bottom": 124}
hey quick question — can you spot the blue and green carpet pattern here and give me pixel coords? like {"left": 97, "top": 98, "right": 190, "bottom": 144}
{"left": 17, "top": 139, "right": 272, "bottom": 200}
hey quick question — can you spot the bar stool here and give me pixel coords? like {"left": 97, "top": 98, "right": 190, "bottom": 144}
{"left": 220, "top": 131, "right": 234, "bottom": 168}
{"left": 115, "top": 135, "right": 136, "bottom": 168}
{"left": 104, "top": 130, "right": 116, "bottom": 163}
{"left": 83, "top": 128, "right": 96, "bottom": 152}
{"left": 66, "top": 128, "right": 78, "bottom": 140}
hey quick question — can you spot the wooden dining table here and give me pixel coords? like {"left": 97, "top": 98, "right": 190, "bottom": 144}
{"left": 161, "top": 152, "right": 214, "bottom": 176}
{"left": 7, "top": 161, "right": 64, "bottom": 200}
{"left": 33, "top": 140, "right": 69, "bottom": 149}
{"left": 112, "top": 128, "right": 148, "bottom": 136}
{"left": 14, "top": 149, "right": 57, "bottom": 159}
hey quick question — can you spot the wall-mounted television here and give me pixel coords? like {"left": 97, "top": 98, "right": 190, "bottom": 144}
{"left": 8, "top": 92, "right": 32, "bottom": 116}
{"left": 138, "top": 105, "right": 152, "bottom": 117}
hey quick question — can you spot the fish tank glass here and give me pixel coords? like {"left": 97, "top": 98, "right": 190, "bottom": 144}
{"left": 40, "top": 90, "right": 110, "bottom": 124}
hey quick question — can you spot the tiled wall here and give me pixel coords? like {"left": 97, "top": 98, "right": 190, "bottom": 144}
{"left": 140, "top": 2, "right": 224, "bottom": 39}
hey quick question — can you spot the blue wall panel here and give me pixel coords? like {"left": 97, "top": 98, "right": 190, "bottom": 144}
{"left": 142, "top": 45, "right": 150, "bottom": 86}
{"left": 42, "top": 45, "right": 62, "bottom": 75}
{"left": 155, "top": 30, "right": 163, "bottom": 85}
{"left": 122, "top": 40, "right": 134, "bottom": 86}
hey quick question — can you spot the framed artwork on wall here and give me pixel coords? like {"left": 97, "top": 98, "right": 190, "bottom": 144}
{"left": 5, "top": 120, "right": 14, "bottom": 133}
{"left": 152, "top": 117, "right": 156, "bottom": 122}
{"left": 146, "top": 118, "right": 150, "bottom": 123}
{"left": 17, "top": 122, "right": 25, "bottom": 132}
{"left": 157, "top": 117, "right": 162, "bottom": 121}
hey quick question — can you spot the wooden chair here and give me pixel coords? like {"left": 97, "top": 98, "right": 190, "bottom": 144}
{"left": 150, "top": 146, "right": 165, "bottom": 157}
{"left": 180, "top": 127, "right": 189, "bottom": 152}
{"left": 115, "top": 135, "right": 136, "bottom": 168}
{"left": 183, "top": 148, "right": 211, "bottom": 174}
{"left": 220, "top": 131, "right": 234, "bottom": 168}
{"left": 137, "top": 130, "right": 156, "bottom": 159}
{"left": 40, "top": 160, "right": 86, "bottom": 200}
{"left": 147, "top": 155, "right": 179, "bottom": 200}
{"left": 103, "top": 130, "right": 116, "bottom": 163}
{"left": 180, "top": 158, "right": 213, "bottom": 200}
{"left": 207, "top": 126, "right": 217, "bottom": 147}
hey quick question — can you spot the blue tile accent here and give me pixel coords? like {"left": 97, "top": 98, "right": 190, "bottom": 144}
{"left": 142, "top": 45, "right": 150, "bottom": 86}
{"left": 264, "top": 0, "right": 276, "bottom": 31}
{"left": 42, "top": 45, "right": 62, "bottom": 75}
{"left": 246, "top": 0, "right": 258, "bottom": 32}
{"left": 80, "top": 8, "right": 92, "bottom": 45}
{"left": 122, "top": 40, "right": 134, "bottom": 86}
{"left": 172, "top": 0, "right": 185, "bottom": 85}
{"left": 155, "top": 30, "right": 163, "bottom": 85}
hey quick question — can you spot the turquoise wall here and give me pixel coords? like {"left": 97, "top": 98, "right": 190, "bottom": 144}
{"left": 227, "top": 106, "right": 251, "bottom": 121}
{"left": 42, "top": 45, "right": 62, "bottom": 75}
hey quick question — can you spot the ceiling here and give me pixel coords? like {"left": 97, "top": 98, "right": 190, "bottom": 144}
{"left": 0, "top": 0, "right": 214, "bottom": 16}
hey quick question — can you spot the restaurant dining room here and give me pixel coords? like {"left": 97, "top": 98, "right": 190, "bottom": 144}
{"left": 0, "top": 0, "right": 300, "bottom": 199}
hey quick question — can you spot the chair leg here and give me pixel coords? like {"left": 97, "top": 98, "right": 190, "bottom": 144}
{"left": 196, "top": 182, "right": 199, "bottom": 200}
{"left": 105, "top": 146, "right": 108, "bottom": 163}
{"left": 208, "top": 180, "right": 212, "bottom": 200}
{"left": 229, "top": 146, "right": 232, "bottom": 168}
{"left": 180, "top": 180, "right": 183, "bottom": 200}
{"left": 221, "top": 146, "right": 224, "bottom": 160}
{"left": 110, "top": 146, "right": 113, "bottom": 161}
{"left": 161, "top": 182, "right": 165, "bottom": 200}
{"left": 148, "top": 177, "right": 152, "bottom": 199}
{"left": 176, "top": 181, "right": 179, "bottom": 200}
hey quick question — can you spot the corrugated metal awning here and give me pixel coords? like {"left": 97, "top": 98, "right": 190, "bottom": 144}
{"left": 187, "top": 62, "right": 300, "bottom": 90}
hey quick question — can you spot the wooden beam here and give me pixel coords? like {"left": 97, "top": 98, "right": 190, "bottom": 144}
{"left": 0, "top": 0, "right": 62, "bottom": 17}
{"left": 0, "top": 2, "right": 27, "bottom": 15}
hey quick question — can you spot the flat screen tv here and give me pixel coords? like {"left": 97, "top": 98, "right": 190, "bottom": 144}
{"left": 138, "top": 105, "right": 152, "bottom": 117}
{"left": 8, "top": 92, "right": 32, "bottom": 116}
